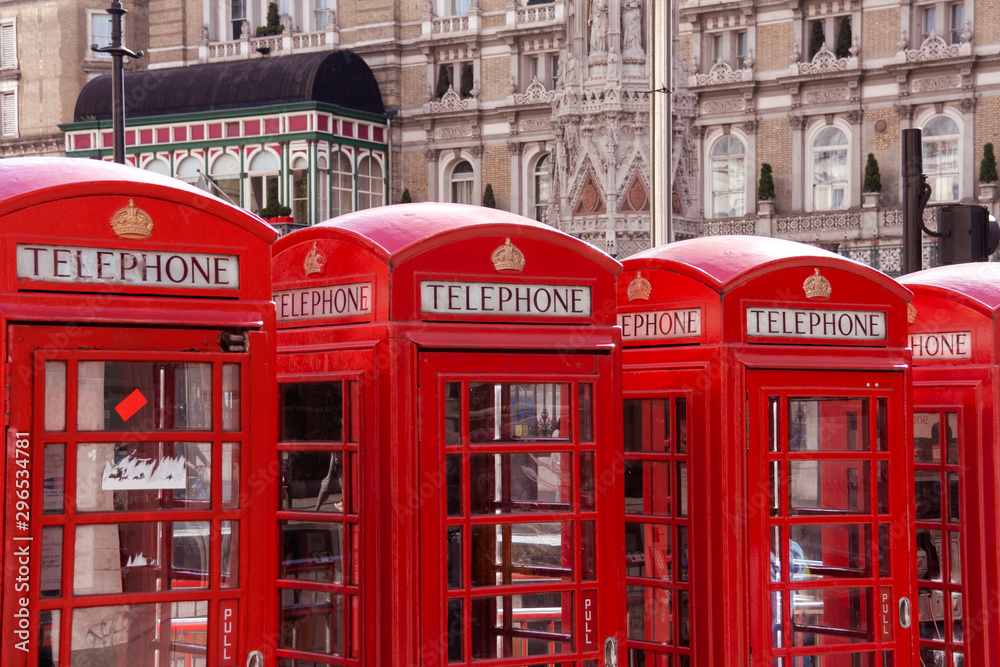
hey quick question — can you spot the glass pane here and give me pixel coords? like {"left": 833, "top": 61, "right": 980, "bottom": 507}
{"left": 878, "top": 460, "right": 889, "bottom": 515}
{"left": 579, "top": 384, "right": 594, "bottom": 443}
{"left": 625, "top": 460, "right": 671, "bottom": 515}
{"left": 280, "top": 451, "right": 344, "bottom": 513}
{"left": 677, "top": 526, "right": 688, "bottom": 581}
{"left": 675, "top": 398, "right": 687, "bottom": 453}
{"left": 769, "top": 397, "right": 780, "bottom": 452}
{"left": 471, "top": 592, "right": 572, "bottom": 658}
{"left": 677, "top": 462, "right": 688, "bottom": 517}
{"left": 222, "top": 364, "right": 241, "bottom": 431}
{"left": 448, "top": 598, "right": 463, "bottom": 662}
{"left": 350, "top": 522, "right": 360, "bottom": 585}
{"left": 791, "top": 587, "right": 873, "bottom": 645}
{"left": 221, "top": 520, "right": 239, "bottom": 588}
{"left": 877, "top": 397, "right": 888, "bottom": 452}
{"left": 771, "top": 526, "right": 782, "bottom": 581}
{"left": 916, "top": 529, "right": 943, "bottom": 581}
{"left": 73, "top": 522, "right": 210, "bottom": 595}
{"left": 772, "top": 591, "right": 783, "bottom": 648}
{"left": 281, "top": 382, "right": 343, "bottom": 442}
{"left": 793, "top": 654, "right": 876, "bottom": 666}
{"left": 788, "top": 398, "right": 869, "bottom": 451}
{"left": 788, "top": 524, "right": 872, "bottom": 581}
{"left": 627, "top": 585, "right": 672, "bottom": 645}
{"left": 679, "top": 590, "right": 690, "bottom": 647}
{"left": 948, "top": 472, "right": 960, "bottom": 523}
{"left": 41, "top": 526, "right": 62, "bottom": 598}
{"left": 879, "top": 524, "right": 891, "bottom": 577}
{"left": 281, "top": 520, "right": 343, "bottom": 583}
{"left": 914, "top": 412, "right": 941, "bottom": 463}
{"left": 469, "top": 452, "right": 571, "bottom": 514}
{"left": 919, "top": 649, "right": 946, "bottom": 667}
{"left": 580, "top": 451, "right": 595, "bottom": 511}
{"left": 625, "top": 522, "right": 671, "bottom": 580}
{"left": 770, "top": 461, "right": 781, "bottom": 517}
{"left": 789, "top": 460, "right": 870, "bottom": 515}
{"left": 445, "top": 382, "right": 461, "bottom": 445}
{"left": 916, "top": 470, "right": 942, "bottom": 521}
{"left": 348, "top": 380, "right": 360, "bottom": 443}
{"left": 39, "top": 610, "right": 59, "bottom": 667}
{"left": 447, "top": 454, "right": 462, "bottom": 516}
{"left": 470, "top": 522, "right": 572, "bottom": 586}
{"left": 222, "top": 442, "right": 240, "bottom": 510}
{"left": 77, "top": 361, "right": 212, "bottom": 431}
{"left": 949, "top": 531, "right": 961, "bottom": 584}
{"left": 624, "top": 399, "right": 669, "bottom": 453}
{"left": 952, "top": 592, "right": 963, "bottom": 641}
{"left": 45, "top": 360, "right": 67, "bottom": 432}
{"left": 918, "top": 589, "right": 946, "bottom": 639}
{"left": 348, "top": 451, "right": 359, "bottom": 514}
{"left": 71, "top": 602, "right": 208, "bottom": 666}
{"left": 76, "top": 442, "right": 211, "bottom": 512}
{"left": 581, "top": 519, "right": 596, "bottom": 581}
{"left": 447, "top": 526, "right": 462, "bottom": 589}
{"left": 280, "top": 589, "right": 342, "bottom": 655}
{"left": 43, "top": 443, "right": 65, "bottom": 514}
{"left": 946, "top": 413, "right": 958, "bottom": 464}
{"left": 469, "top": 383, "right": 570, "bottom": 443}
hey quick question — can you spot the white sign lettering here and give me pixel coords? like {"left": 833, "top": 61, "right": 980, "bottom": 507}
{"left": 274, "top": 282, "right": 372, "bottom": 322}
{"left": 910, "top": 331, "right": 972, "bottom": 359}
{"left": 619, "top": 308, "right": 702, "bottom": 341}
{"left": 747, "top": 307, "right": 887, "bottom": 340}
{"left": 16, "top": 244, "right": 239, "bottom": 289}
{"left": 101, "top": 454, "right": 187, "bottom": 490}
{"left": 421, "top": 281, "right": 591, "bottom": 317}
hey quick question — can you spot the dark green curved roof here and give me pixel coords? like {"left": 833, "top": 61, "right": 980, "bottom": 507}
{"left": 74, "top": 50, "right": 384, "bottom": 122}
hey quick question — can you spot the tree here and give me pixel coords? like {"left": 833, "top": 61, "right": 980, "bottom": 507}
{"left": 808, "top": 21, "right": 825, "bottom": 60}
{"left": 758, "top": 163, "right": 775, "bottom": 201}
{"left": 980, "top": 143, "right": 998, "bottom": 183}
{"left": 482, "top": 183, "right": 496, "bottom": 208}
{"left": 258, "top": 180, "right": 292, "bottom": 218}
{"left": 460, "top": 63, "right": 474, "bottom": 98}
{"left": 257, "top": 2, "right": 282, "bottom": 36}
{"left": 863, "top": 153, "right": 882, "bottom": 193}
{"left": 435, "top": 65, "right": 451, "bottom": 98}
{"left": 835, "top": 17, "right": 852, "bottom": 58}
{"left": 401, "top": 188, "right": 412, "bottom": 203}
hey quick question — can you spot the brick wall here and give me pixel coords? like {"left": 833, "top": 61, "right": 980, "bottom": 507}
{"left": 975, "top": 97, "right": 1000, "bottom": 181}
{"left": 401, "top": 149, "right": 429, "bottom": 202}
{"left": 401, "top": 0, "right": 422, "bottom": 22}
{"left": 481, "top": 0, "right": 506, "bottom": 12}
{"left": 861, "top": 8, "right": 900, "bottom": 60}
{"left": 977, "top": 0, "right": 1000, "bottom": 43}
{"left": 756, "top": 22, "right": 792, "bottom": 73}
{"left": 483, "top": 14, "right": 505, "bottom": 28}
{"left": 482, "top": 144, "right": 511, "bottom": 211}
{"left": 402, "top": 65, "right": 427, "bottom": 109}
{"left": 756, "top": 117, "right": 793, "bottom": 211}
{"left": 480, "top": 56, "right": 510, "bottom": 102}
{"left": 861, "top": 107, "right": 900, "bottom": 205}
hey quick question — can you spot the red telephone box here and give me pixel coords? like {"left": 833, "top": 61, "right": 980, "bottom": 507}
{"left": 0, "top": 157, "right": 278, "bottom": 666}
{"left": 271, "top": 203, "right": 624, "bottom": 666}
{"left": 898, "top": 263, "right": 1000, "bottom": 667}
{"left": 616, "top": 236, "right": 919, "bottom": 667}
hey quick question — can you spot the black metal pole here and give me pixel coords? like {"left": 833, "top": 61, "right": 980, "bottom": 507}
{"left": 92, "top": 0, "right": 142, "bottom": 164}
{"left": 902, "top": 128, "right": 932, "bottom": 275}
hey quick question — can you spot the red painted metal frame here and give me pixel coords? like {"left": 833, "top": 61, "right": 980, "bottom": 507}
{"left": 618, "top": 236, "right": 918, "bottom": 667}
{"left": 272, "top": 203, "right": 624, "bottom": 667}
{"left": 900, "top": 264, "right": 1000, "bottom": 667}
{"left": 0, "top": 158, "right": 278, "bottom": 666}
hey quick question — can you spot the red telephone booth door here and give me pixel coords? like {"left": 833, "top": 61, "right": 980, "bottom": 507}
{"left": 2, "top": 324, "right": 264, "bottom": 666}
{"left": 418, "top": 351, "right": 622, "bottom": 665}
{"left": 747, "top": 370, "right": 916, "bottom": 667}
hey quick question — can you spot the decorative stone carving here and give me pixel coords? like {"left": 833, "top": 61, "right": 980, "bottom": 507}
{"left": 435, "top": 126, "right": 474, "bottom": 139}
{"left": 507, "top": 141, "right": 523, "bottom": 155}
{"left": 894, "top": 104, "right": 914, "bottom": 121}
{"left": 787, "top": 115, "right": 808, "bottom": 131}
{"left": 910, "top": 75, "right": 961, "bottom": 93}
{"left": 589, "top": 0, "right": 609, "bottom": 54}
{"left": 240, "top": 20, "right": 250, "bottom": 38}
{"left": 803, "top": 88, "right": 850, "bottom": 104}
{"left": 514, "top": 78, "right": 556, "bottom": 105}
{"left": 200, "top": 26, "right": 210, "bottom": 45}
{"left": 695, "top": 60, "right": 749, "bottom": 86}
{"left": 742, "top": 119, "right": 759, "bottom": 134}
{"left": 622, "top": 0, "right": 644, "bottom": 59}
{"left": 796, "top": 44, "right": 850, "bottom": 75}
{"left": 775, "top": 212, "right": 861, "bottom": 233}
{"left": 519, "top": 118, "right": 550, "bottom": 132}
{"left": 430, "top": 87, "right": 470, "bottom": 112}
{"left": 469, "top": 144, "right": 482, "bottom": 158}
{"left": 905, "top": 31, "right": 960, "bottom": 62}
{"left": 701, "top": 98, "right": 745, "bottom": 114}
{"left": 846, "top": 109, "right": 864, "bottom": 125}
{"left": 960, "top": 97, "right": 977, "bottom": 113}
{"left": 424, "top": 148, "right": 441, "bottom": 162}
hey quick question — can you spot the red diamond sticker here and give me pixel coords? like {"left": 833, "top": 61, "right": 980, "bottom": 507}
{"left": 115, "top": 389, "right": 148, "bottom": 422}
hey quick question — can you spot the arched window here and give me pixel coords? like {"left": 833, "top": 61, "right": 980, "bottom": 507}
{"left": 144, "top": 158, "right": 169, "bottom": 176}
{"left": 316, "top": 155, "right": 329, "bottom": 222}
{"left": 357, "top": 155, "right": 383, "bottom": 210}
{"left": 176, "top": 156, "right": 201, "bottom": 185}
{"left": 534, "top": 154, "right": 550, "bottom": 222}
{"left": 248, "top": 150, "right": 280, "bottom": 214}
{"left": 812, "top": 126, "right": 849, "bottom": 211}
{"left": 291, "top": 156, "right": 309, "bottom": 223}
{"left": 332, "top": 150, "right": 354, "bottom": 217}
{"left": 922, "top": 115, "right": 960, "bottom": 202}
{"left": 710, "top": 136, "right": 745, "bottom": 218}
{"left": 210, "top": 153, "right": 241, "bottom": 205}
{"left": 450, "top": 160, "right": 474, "bottom": 205}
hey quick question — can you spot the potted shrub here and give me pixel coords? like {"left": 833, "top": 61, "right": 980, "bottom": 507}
{"left": 979, "top": 143, "right": 998, "bottom": 201}
{"left": 256, "top": 2, "right": 282, "bottom": 36}
{"left": 400, "top": 188, "right": 412, "bottom": 203}
{"left": 482, "top": 183, "right": 496, "bottom": 208}
{"left": 863, "top": 153, "right": 881, "bottom": 208}
{"left": 258, "top": 181, "right": 293, "bottom": 223}
{"left": 757, "top": 163, "right": 775, "bottom": 215}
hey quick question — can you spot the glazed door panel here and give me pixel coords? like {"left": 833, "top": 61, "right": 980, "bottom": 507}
{"left": 748, "top": 370, "right": 916, "bottom": 667}
{"left": 2, "top": 325, "right": 262, "bottom": 667}
{"left": 418, "top": 352, "right": 623, "bottom": 666}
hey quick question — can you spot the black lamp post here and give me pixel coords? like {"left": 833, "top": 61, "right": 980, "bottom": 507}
{"left": 91, "top": 0, "right": 143, "bottom": 164}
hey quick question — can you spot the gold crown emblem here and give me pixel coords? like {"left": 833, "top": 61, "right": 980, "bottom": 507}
{"left": 907, "top": 303, "right": 918, "bottom": 325}
{"left": 304, "top": 242, "right": 326, "bottom": 277}
{"left": 802, "top": 268, "right": 832, "bottom": 300}
{"left": 627, "top": 272, "right": 652, "bottom": 301}
{"left": 110, "top": 199, "right": 154, "bottom": 240}
{"left": 491, "top": 238, "right": 525, "bottom": 272}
